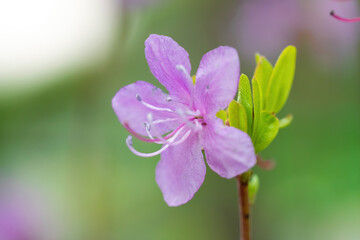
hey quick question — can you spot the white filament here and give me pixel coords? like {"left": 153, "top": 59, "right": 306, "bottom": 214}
{"left": 126, "top": 136, "right": 170, "bottom": 157}
{"left": 169, "top": 130, "right": 192, "bottom": 146}
{"left": 126, "top": 124, "right": 188, "bottom": 157}
{"left": 152, "top": 118, "right": 179, "bottom": 125}
{"left": 144, "top": 123, "right": 186, "bottom": 145}
{"left": 136, "top": 94, "right": 174, "bottom": 113}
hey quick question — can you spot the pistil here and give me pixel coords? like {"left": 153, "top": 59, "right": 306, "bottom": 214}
{"left": 330, "top": 10, "right": 360, "bottom": 22}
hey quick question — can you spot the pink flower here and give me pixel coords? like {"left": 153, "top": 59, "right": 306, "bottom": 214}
{"left": 0, "top": 177, "right": 63, "bottom": 240}
{"left": 112, "top": 34, "right": 256, "bottom": 206}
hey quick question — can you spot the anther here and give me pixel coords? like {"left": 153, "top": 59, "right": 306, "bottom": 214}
{"left": 144, "top": 122, "right": 151, "bottom": 131}
{"left": 136, "top": 94, "right": 142, "bottom": 101}
{"left": 126, "top": 135, "right": 133, "bottom": 145}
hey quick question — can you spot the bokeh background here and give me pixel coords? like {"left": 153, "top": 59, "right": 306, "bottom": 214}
{"left": 0, "top": 0, "right": 359, "bottom": 239}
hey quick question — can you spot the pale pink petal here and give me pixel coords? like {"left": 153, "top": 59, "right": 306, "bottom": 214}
{"left": 203, "top": 118, "right": 256, "bottom": 179}
{"left": 145, "top": 34, "right": 194, "bottom": 104}
{"left": 194, "top": 46, "right": 240, "bottom": 115}
{"left": 155, "top": 133, "right": 205, "bottom": 206}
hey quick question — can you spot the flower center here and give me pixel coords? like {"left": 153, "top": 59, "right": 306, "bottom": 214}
{"left": 124, "top": 95, "right": 206, "bottom": 157}
{"left": 194, "top": 116, "right": 207, "bottom": 126}
{"left": 124, "top": 63, "right": 207, "bottom": 157}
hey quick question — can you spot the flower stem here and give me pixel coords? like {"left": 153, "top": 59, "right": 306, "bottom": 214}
{"left": 237, "top": 173, "right": 251, "bottom": 240}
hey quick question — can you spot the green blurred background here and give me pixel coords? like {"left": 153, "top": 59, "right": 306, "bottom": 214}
{"left": 0, "top": 0, "right": 359, "bottom": 239}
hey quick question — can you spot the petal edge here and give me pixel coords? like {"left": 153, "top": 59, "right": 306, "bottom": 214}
{"left": 203, "top": 119, "right": 256, "bottom": 179}
{"left": 155, "top": 133, "right": 205, "bottom": 206}
{"left": 195, "top": 46, "right": 240, "bottom": 115}
{"left": 145, "top": 34, "right": 194, "bottom": 104}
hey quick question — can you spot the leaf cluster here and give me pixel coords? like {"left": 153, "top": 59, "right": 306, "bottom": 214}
{"left": 217, "top": 46, "right": 297, "bottom": 153}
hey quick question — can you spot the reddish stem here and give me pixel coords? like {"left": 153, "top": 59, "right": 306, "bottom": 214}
{"left": 330, "top": 10, "right": 360, "bottom": 22}
{"left": 237, "top": 175, "right": 250, "bottom": 240}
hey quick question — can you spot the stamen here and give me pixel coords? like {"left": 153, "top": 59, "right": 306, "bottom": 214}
{"left": 152, "top": 118, "right": 179, "bottom": 125}
{"left": 144, "top": 123, "right": 153, "bottom": 139}
{"left": 146, "top": 113, "right": 179, "bottom": 126}
{"left": 180, "top": 117, "right": 200, "bottom": 130}
{"left": 186, "top": 109, "right": 201, "bottom": 116}
{"left": 124, "top": 122, "right": 160, "bottom": 143}
{"left": 126, "top": 127, "right": 191, "bottom": 157}
{"left": 144, "top": 122, "right": 165, "bottom": 144}
{"left": 145, "top": 114, "right": 182, "bottom": 143}
{"left": 163, "top": 123, "right": 186, "bottom": 139}
{"left": 126, "top": 136, "right": 170, "bottom": 157}
{"left": 124, "top": 121, "right": 186, "bottom": 143}
{"left": 330, "top": 10, "right": 360, "bottom": 22}
{"left": 145, "top": 122, "right": 186, "bottom": 145}
{"left": 168, "top": 129, "right": 192, "bottom": 146}
{"left": 135, "top": 94, "right": 174, "bottom": 112}
{"left": 193, "top": 119, "right": 203, "bottom": 131}
{"left": 164, "top": 124, "right": 186, "bottom": 142}
{"left": 176, "top": 108, "right": 201, "bottom": 117}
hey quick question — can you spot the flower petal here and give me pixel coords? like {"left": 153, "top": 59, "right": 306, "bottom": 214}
{"left": 156, "top": 133, "right": 205, "bottom": 206}
{"left": 194, "top": 46, "right": 240, "bottom": 115}
{"left": 145, "top": 34, "right": 193, "bottom": 104}
{"left": 203, "top": 118, "right": 256, "bottom": 179}
{"left": 112, "top": 81, "right": 182, "bottom": 136}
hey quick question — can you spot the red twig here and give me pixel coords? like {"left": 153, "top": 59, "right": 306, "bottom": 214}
{"left": 237, "top": 174, "right": 251, "bottom": 240}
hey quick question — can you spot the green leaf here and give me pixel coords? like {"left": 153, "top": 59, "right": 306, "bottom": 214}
{"left": 248, "top": 174, "right": 259, "bottom": 205}
{"left": 228, "top": 100, "right": 248, "bottom": 133}
{"left": 237, "top": 74, "right": 253, "bottom": 132}
{"left": 251, "top": 77, "right": 262, "bottom": 139}
{"left": 265, "top": 46, "right": 297, "bottom": 113}
{"left": 254, "top": 55, "right": 273, "bottom": 107}
{"left": 253, "top": 111, "right": 280, "bottom": 153}
{"left": 216, "top": 110, "right": 228, "bottom": 124}
{"left": 279, "top": 114, "right": 293, "bottom": 129}
{"left": 255, "top": 53, "right": 262, "bottom": 64}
